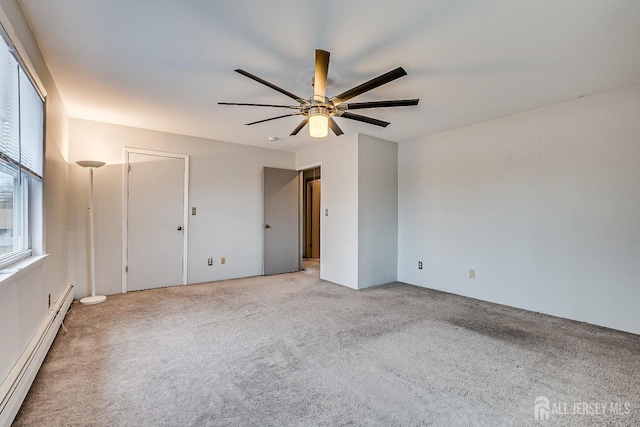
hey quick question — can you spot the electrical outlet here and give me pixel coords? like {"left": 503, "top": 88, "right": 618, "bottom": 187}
{"left": 221, "top": 257, "right": 226, "bottom": 265}
{"left": 207, "top": 257, "right": 213, "bottom": 266}
{"left": 418, "top": 261, "right": 423, "bottom": 270}
{"left": 469, "top": 269, "right": 475, "bottom": 279}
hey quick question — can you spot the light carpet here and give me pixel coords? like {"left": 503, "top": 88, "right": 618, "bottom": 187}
{"left": 13, "top": 272, "right": 640, "bottom": 426}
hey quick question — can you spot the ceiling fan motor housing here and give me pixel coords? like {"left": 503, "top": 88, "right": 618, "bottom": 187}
{"left": 306, "top": 103, "right": 335, "bottom": 119}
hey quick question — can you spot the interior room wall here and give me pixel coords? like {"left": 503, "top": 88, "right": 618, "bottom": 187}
{"left": 68, "top": 119, "right": 295, "bottom": 297}
{"left": 0, "top": 0, "right": 70, "bottom": 303}
{"left": 295, "top": 134, "right": 398, "bottom": 290}
{"left": 398, "top": 83, "right": 640, "bottom": 335}
{"left": 296, "top": 135, "right": 359, "bottom": 289}
{"left": 358, "top": 135, "right": 398, "bottom": 289}
{"left": 0, "top": 0, "right": 70, "bottom": 389}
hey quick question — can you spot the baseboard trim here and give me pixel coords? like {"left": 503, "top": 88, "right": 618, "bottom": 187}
{"left": 0, "top": 284, "right": 74, "bottom": 427}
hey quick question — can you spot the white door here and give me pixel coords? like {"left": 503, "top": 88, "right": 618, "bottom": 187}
{"left": 126, "top": 151, "right": 187, "bottom": 291}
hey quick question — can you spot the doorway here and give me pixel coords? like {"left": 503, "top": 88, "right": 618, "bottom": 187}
{"left": 302, "top": 166, "right": 321, "bottom": 277}
{"left": 123, "top": 148, "right": 189, "bottom": 292}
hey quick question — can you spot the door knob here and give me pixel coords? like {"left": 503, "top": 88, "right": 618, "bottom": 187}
{"left": 177, "top": 226, "right": 182, "bottom": 231}
{"left": 264, "top": 224, "right": 271, "bottom": 229}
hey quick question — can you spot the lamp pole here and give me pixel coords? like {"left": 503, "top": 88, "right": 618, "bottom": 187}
{"left": 76, "top": 160, "right": 106, "bottom": 305}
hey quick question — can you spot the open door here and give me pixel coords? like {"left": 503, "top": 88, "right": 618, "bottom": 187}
{"left": 263, "top": 167, "right": 299, "bottom": 275}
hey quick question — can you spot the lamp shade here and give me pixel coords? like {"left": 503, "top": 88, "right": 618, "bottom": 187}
{"left": 309, "top": 114, "right": 329, "bottom": 138}
{"left": 76, "top": 160, "right": 106, "bottom": 169}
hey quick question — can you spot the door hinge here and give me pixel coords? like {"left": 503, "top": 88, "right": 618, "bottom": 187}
{"left": 125, "top": 266, "right": 128, "bottom": 273}
{"left": 128, "top": 164, "right": 131, "bottom": 172}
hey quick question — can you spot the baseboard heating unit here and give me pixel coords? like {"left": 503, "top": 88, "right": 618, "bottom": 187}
{"left": 0, "top": 284, "right": 74, "bottom": 427}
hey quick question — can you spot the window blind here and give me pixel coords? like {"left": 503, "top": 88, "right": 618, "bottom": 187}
{"left": 0, "top": 38, "right": 44, "bottom": 179}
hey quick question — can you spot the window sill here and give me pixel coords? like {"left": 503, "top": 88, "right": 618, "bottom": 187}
{"left": 0, "top": 254, "right": 49, "bottom": 293}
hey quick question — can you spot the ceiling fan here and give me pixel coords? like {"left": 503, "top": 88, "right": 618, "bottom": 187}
{"left": 219, "top": 49, "right": 419, "bottom": 138}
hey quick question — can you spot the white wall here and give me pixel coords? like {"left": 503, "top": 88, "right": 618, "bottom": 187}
{"left": 0, "top": 0, "right": 70, "bottom": 392}
{"left": 296, "top": 135, "right": 359, "bottom": 289}
{"left": 398, "top": 84, "right": 640, "bottom": 335}
{"left": 358, "top": 135, "right": 398, "bottom": 288}
{"left": 68, "top": 119, "right": 295, "bottom": 297}
{"left": 0, "top": 263, "right": 46, "bottom": 393}
{"left": 0, "top": 0, "right": 70, "bottom": 303}
{"left": 295, "top": 134, "right": 398, "bottom": 290}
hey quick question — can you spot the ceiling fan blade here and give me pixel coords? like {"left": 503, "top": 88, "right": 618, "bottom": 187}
{"left": 290, "top": 118, "right": 309, "bottom": 136}
{"left": 343, "top": 99, "right": 419, "bottom": 110}
{"left": 235, "top": 69, "right": 308, "bottom": 104}
{"left": 328, "top": 118, "right": 344, "bottom": 136}
{"left": 246, "top": 113, "right": 301, "bottom": 126}
{"left": 330, "top": 67, "right": 408, "bottom": 105}
{"left": 313, "top": 49, "right": 330, "bottom": 102}
{"left": 339, "top": 112, "right": 390, "bottom": 128}
{"left": 219, "top": 102, "right": 301, "bottom": 109}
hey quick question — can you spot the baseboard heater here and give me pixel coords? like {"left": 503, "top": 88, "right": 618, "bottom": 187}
{"left": 0, "top": 284, "right": 74, "bottom": 427}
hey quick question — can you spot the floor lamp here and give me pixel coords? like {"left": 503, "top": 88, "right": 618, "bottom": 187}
{"left": 77, "top": 160, "right": 107, "bottom": 305}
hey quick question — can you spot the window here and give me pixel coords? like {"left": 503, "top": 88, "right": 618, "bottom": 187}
{"left": 0, "top": 31, "right": 44, "bottom": 267}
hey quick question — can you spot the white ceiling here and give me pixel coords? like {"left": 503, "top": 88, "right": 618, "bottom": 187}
{"left": 18, "top": 0, "right": 640, "bottom": 152}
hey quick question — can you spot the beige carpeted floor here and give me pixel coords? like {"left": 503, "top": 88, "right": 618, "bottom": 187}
{"left": 302, "top": 258, "right": 320, "bottom": 277}
{"left": 13, "top": 271, "right": 640, "bottom": 426}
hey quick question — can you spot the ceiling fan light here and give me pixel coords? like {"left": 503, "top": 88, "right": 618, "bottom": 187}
{"left": 309, "top": 113, "right": 329, "bottom": 138}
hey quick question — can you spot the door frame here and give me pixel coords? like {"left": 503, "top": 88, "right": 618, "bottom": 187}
{"left": 306, "top": 179, "right": 321, "bottom": 258}
{"left": 122, "top": 147, "right": 190, "bottom": 293}
{"left": 296, "top": 161, "right": 322, "bottom": 273}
